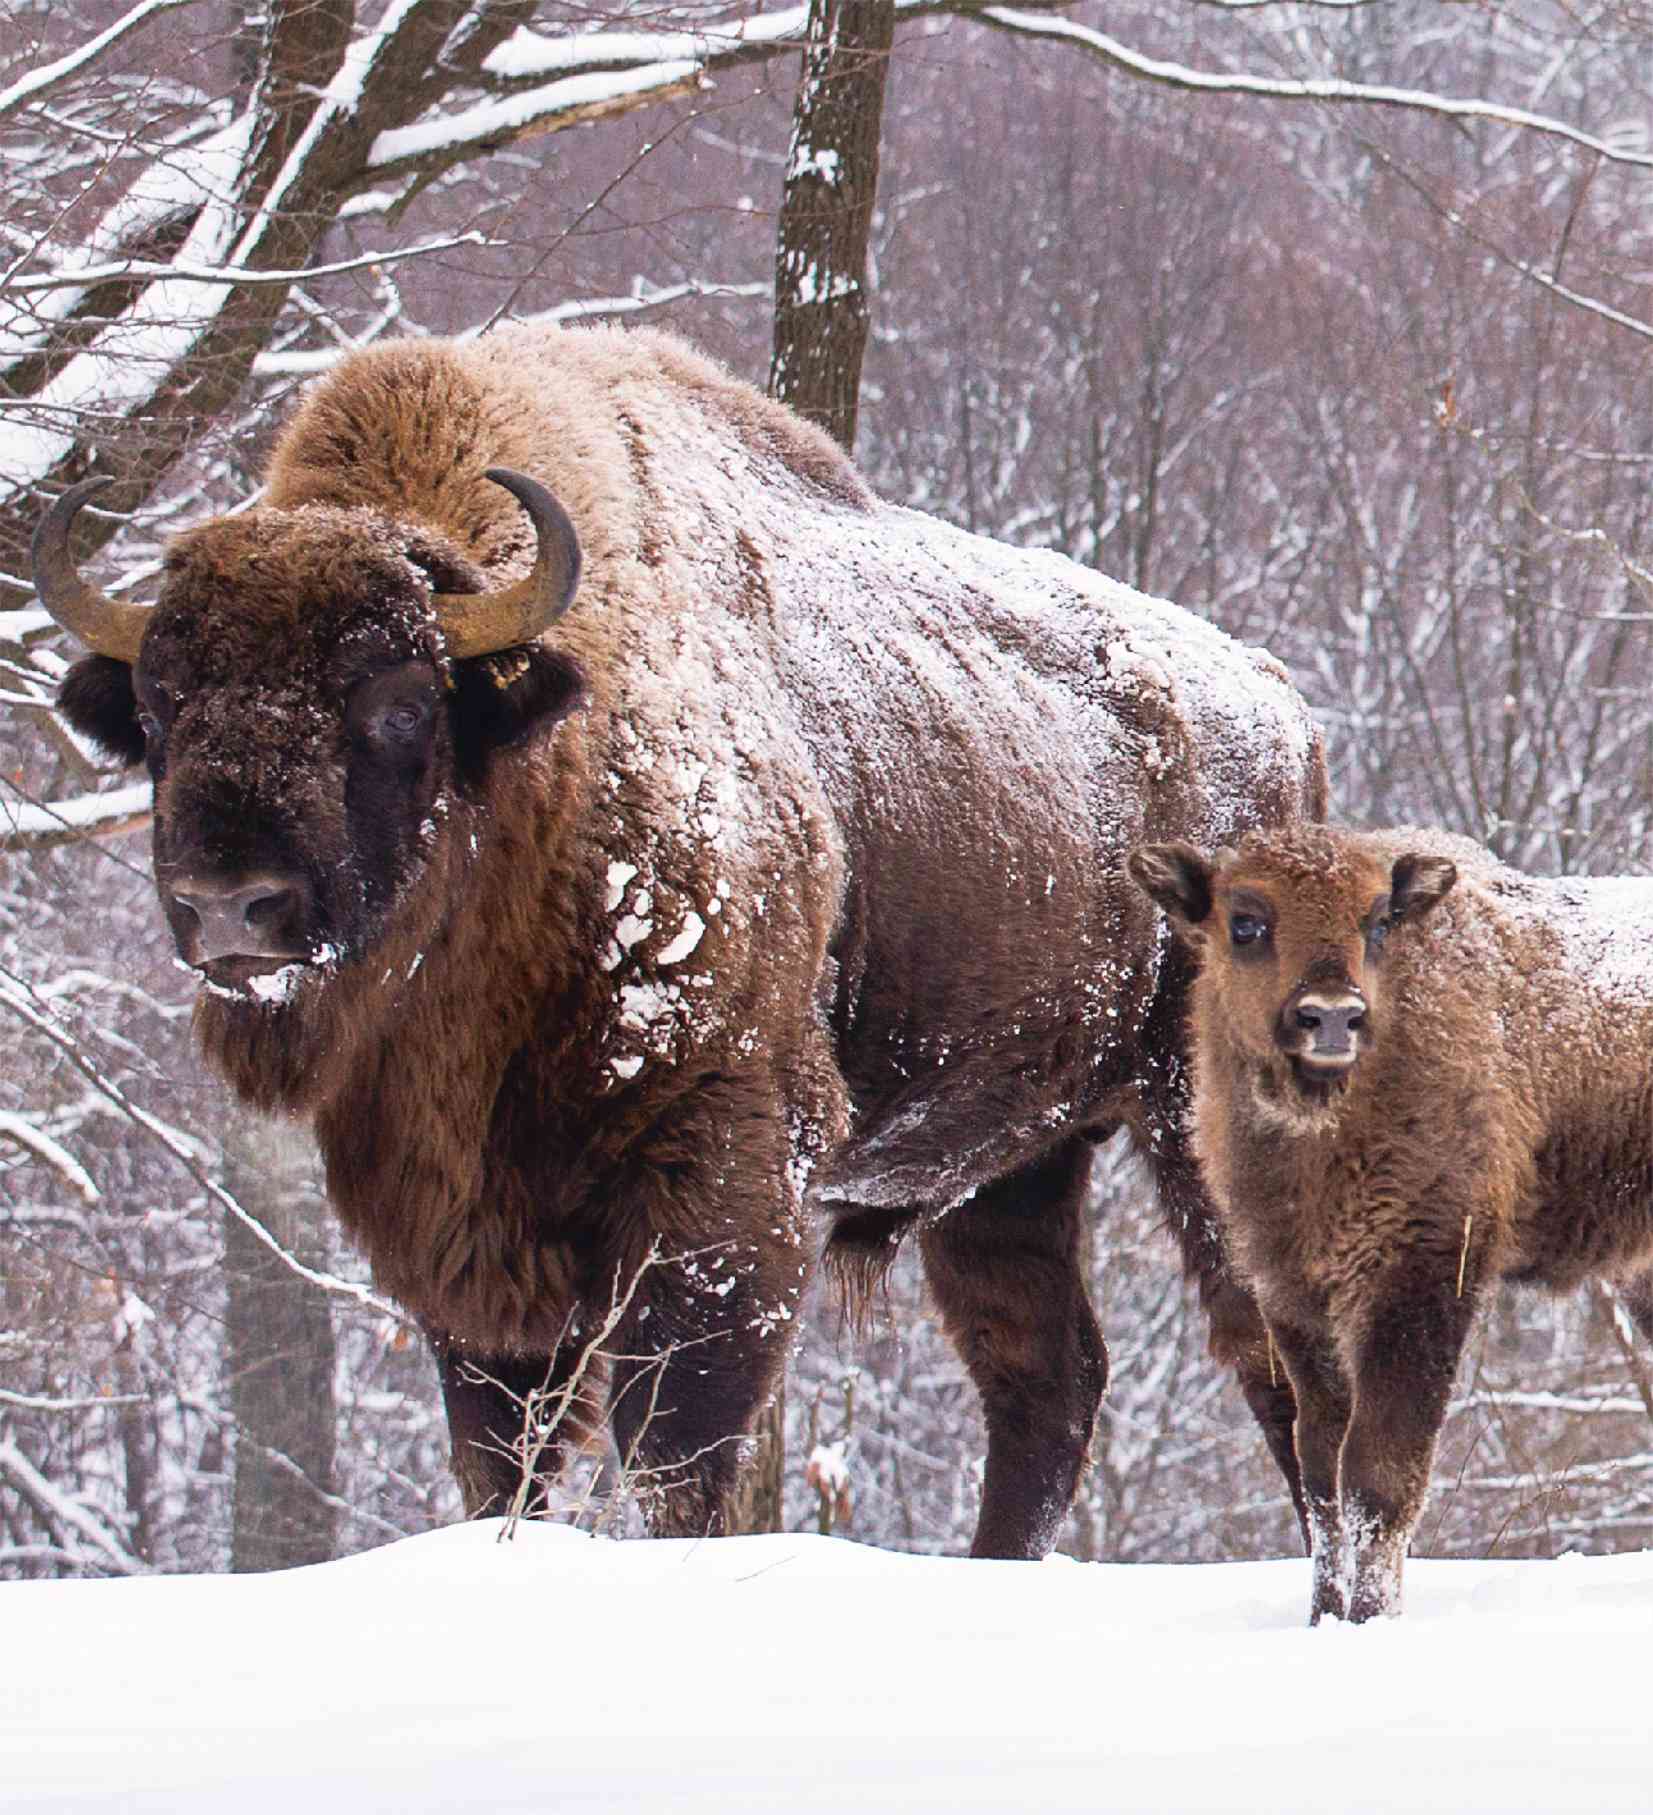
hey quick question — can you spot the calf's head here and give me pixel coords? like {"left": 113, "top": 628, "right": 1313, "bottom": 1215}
{"left": 1128, "top": 828, "right": 1457, "bottom": 1112}
{"left": 35, "top": 471, "right": 586, "bottom": 1001}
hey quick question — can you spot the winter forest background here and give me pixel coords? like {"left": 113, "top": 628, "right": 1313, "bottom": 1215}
{"left": 3, "top": 0, "right": 1652, "bottom": 1580}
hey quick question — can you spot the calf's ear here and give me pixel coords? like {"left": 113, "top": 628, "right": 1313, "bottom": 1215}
{"left": 1390, "top": 853, "right": 1457, "bottom": 923}
{"left": 58, "top": 655, "right": 146, "bottom": 766}
{"left": 1128, "top": 843, "right": 1215, "bottom": 931}
{"left": 449, "top": 644, "right": 587, "bottom": 783}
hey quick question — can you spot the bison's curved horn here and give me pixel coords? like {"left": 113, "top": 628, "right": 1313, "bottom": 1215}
{"left": 434, "top": 468, "right": 583, "bottom": 659}
{"left": 31, "top": 478, "right": 151, "bottom": 665}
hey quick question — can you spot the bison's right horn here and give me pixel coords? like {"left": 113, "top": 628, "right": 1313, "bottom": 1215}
{"left": 31, "top": 478, "right": 152, "bottom": 665}
{"left": 434, "top": 468, "right": 583, "bottom": 660}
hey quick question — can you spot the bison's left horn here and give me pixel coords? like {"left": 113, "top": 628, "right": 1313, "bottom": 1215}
{"left": 31, "top": 478, "right": 152, "bottom": 665}
{"left": 434, "top": 468, "right": 583, "bottom": 659}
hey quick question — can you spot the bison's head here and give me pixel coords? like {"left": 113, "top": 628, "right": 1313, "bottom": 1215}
{"left": 1128, "top": 828, "right": 1457, "bottom": 1121}
{"left": 36, "top": 472, "right": 586, "bottom": 1004}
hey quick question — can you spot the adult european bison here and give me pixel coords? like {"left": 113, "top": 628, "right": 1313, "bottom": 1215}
{"left": 37, "top": 324, "right": 1325, "bottom": 1551}
{"left": 1130, "top": 823, "right": 1653, "bottom": 1620}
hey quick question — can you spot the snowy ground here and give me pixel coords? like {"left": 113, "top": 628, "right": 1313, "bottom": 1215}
{"left": 4, "top": 1522, "right": 1650, "bottom": 1813}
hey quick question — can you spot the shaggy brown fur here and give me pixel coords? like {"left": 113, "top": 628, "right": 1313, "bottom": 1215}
{"left": 54, "top": 324, "right": 1326, "bottom": 1550}
{"left": 1131, "top": 823, "right": 1653, "bottom": 1619}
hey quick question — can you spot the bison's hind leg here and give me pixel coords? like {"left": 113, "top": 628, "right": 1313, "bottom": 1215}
{"left": 919, "top": 1138, "right": 1108, "bottom": 1560}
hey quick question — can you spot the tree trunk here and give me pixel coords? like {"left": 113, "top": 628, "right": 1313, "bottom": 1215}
{"left": 768, "top": 0, "right": 896, "bottom": 454}
{"left": 220, "top": 1109, "right": 338, "bottom": 1571}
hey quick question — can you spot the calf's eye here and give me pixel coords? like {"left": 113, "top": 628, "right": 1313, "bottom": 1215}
{"left": 1230, "top": 913, "right": 1269, "bottom": 948}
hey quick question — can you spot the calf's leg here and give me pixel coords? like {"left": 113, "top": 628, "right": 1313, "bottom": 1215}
{"left": 1339, "top": 1278, "right": 1476, "bottom": 1623}
{"left": 919, "top": 1138, "right": 1109, "bottom": 1559}
{"left": 1129, "top": 1026, "right": 1308, "bottom": 1541}
{"left": 1199, "top": 1272, "right": 1309, "bottom": 1553}
{"left": 1267, "top": 1318, "right": 1353, "bottom": 1624}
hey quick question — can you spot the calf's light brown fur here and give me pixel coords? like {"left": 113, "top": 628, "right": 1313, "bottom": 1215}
{"left": 1131, "top": 823, "right": 1653, "bottom": 1621}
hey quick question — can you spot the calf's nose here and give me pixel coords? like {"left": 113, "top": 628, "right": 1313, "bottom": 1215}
{"left": 1292, "top": 995, "right": 1366, "bottom": 1058}
{"left": 171, "top": 873, "right": 312, "bottom": 963}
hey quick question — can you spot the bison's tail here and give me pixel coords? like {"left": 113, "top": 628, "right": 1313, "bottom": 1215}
{"left": 822, "top": 1205, "right": 920, "bottom": 1333}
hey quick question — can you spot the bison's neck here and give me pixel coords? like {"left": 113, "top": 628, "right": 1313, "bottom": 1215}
{"left": 195, "top": 739, "right": 611, "bottom": 1303}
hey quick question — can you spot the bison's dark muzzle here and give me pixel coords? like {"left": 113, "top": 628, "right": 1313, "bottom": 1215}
{"left": 168, "top": 869, "right": 314, "bottom": 969}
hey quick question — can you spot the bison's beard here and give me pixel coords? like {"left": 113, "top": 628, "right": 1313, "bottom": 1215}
{"left": 190, "top": 825, "right": 461, "bottom": 1116}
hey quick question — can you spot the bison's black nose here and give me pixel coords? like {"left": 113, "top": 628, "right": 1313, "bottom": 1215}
{"left": 170, "top": 872, "right": 313, "bottom": 964}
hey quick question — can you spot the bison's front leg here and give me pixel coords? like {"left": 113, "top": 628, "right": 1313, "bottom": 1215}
{"left": 1265, "top": 1317, "right": 1353, "bottom": 1624}
{"left": 604, "top": 1233, "right": 805, "bottom": 1538}
{"left": 432, "top": 1336, "right": 600, "bottom": 1518}
{"left": 1339, "top": 1271, "right": 1477, "bottom": 1623}
{"left": 918, "top": 1138, "right": 1109, "bottom": 1560}
{"left": 598, "top": 1085, "right": 812, "bottom": 1538}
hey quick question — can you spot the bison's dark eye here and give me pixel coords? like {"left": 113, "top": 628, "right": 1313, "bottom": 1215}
{"left": 382, "top": 702, "right": 427, "bottom": 741}
{"left": 1230, "top": 913, "right": 1270, "bottom": 949}
{"left": 137, "top": 710, "right": 163, "bottom": 744}
{"left": 346, "top": 663, "right": 438, "bottom": 756}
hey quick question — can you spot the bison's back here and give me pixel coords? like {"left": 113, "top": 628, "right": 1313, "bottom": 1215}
{"left": 756, "top": 500, "right": 1324, "bottom": 1209}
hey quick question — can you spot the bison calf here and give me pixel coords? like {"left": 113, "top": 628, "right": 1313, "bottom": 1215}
{"left": 1131, "top": 824, "right": 1653, "bottom": 1622}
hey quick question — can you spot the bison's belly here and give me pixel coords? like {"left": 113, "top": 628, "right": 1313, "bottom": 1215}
{"left": 815, "top": 1012, "right": 1128, "bottom": 1213}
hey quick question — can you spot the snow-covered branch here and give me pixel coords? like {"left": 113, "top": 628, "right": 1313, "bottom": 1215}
{"left": 0, "top": 782, "right": 153, "bottom": 853}
{"left": 978, "top": 8, "right": 1653, "bottom": 173}
{"left": 251, "top": 278, "right": 769, "bottom": 375}
{"left": 371, "top": 0, "right": 1026, "bottom": 179}
{"left": 0, "top": 1387, "right": 145, "bottom": 1413}
{"left": 368, "top": 59, "right": 706, "bottom": 173}
{"left": 0, "top": 1110, "right": 101, "bottom": 1203}
{"left": 0, "top": 0, "right": 204, "bottom": 124}
{"left": 0, "top": 1439, "right": 146, "bottom": 1575}
{"left": 6, "top": 232, "right": 493, "bottom": 294}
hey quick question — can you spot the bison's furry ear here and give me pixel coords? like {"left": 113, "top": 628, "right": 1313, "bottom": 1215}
{"left": 57, "top": 654, "right": 146, "bottom": 766}
{"left": 1390, "top": 853, "right": 1457, "bottom": 924}
{"left": 450, "top": 644, "right": 587, "bottom": 782}
{"left": 1128, "top": 843, "right": 1214, "bottom": 930}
